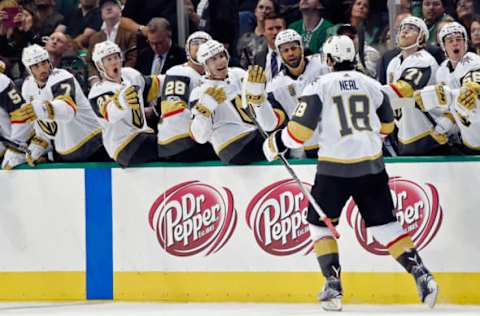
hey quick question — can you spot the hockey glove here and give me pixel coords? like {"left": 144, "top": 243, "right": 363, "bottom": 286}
{"left": 245, "top": 65, "right": 267, "bottom": 106}
{"left": 26, "top": 136, "right": 50, "bottom": 167}
{"left": 195, "top": 86, "right": 226, "bottom": 116}
{"left": 262, "top": 129, "right": 287, "bottom": 162}
{"left": 1, "top": 149, "right": 26, "bottom": 170}
{"left": 456, "top": 81, "right": 480, "bottom": 118}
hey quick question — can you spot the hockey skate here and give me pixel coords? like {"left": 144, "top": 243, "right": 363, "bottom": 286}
{"left": 412, "top": 265, "right": 439, "bottom": 308}
{"left": 317, "top": 276, "right": 343, "bottom": 311}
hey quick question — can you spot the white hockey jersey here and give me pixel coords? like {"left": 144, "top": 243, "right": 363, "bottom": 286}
{"left": 386, "top": 49, "right": 442, "bottom": 153}
{"left": 157, "top": 63, "right": 202, "bottom": 157}
{"left": 189, "top": 67, "right": 277, "bottom": 162}
{"left": 0, "top": 73, "right": 32, "bottom": 142}
{"left": 436, "top": 52, "right": 480, "bottom": 149}
{"left": 282, "top": 70, "right": 394, "bottom": 177}
{"left": 266, "top": 56, "right": 329, "bottom": 154}
{"left": 22, "top": 68, "right": 102, "bottom": 160}
{"left": 88, "top": 67, "right": 160, "bottom": 160}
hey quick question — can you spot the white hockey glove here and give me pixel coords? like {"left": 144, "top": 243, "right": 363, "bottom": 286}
{"left": 194, "top": 86, "right": 226, "bottom": 117}
{"left": 112, "top": 85, "right": 141, "bottom": 110}
{"left": 189, "top": 114, "right": 213, "bottom": 144}
{"left": 455, "top": 81, "right": 480, "bottom": 119}
{"left": 1, "top": 149, "right": 27, "bottom": 170}
{"left": 434, "top": 114, "right": 456, "bottom": 135}
{"left": 262, "top": 130, "right": 287, "bottom": 162}
{"left": 244, "top": 65, "right": 267, "bottom": 107}
{"left": 26, "top": 136, "right": 50, "bottom": 167}
{"left": 414, "top": 84, "right": 452, "bottom": 113}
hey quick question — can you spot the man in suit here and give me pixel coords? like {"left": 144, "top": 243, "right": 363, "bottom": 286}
{"left": 87, "top": 0, "right": 137, "bottom": 85}
{"left": 136, "top": 17, "right": 187, "bottom": 76}
{"left": 253, "top": 14, "right": 286, "bottom": 82}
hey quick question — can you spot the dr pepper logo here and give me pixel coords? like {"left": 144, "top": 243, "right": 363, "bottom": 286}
{"left": 346, "top": 177, "right": 443, "bottom": 255}
{"left": 148, "top": 180, "right": 237, "bottom": 256}
{"left": 246, "top": 179, "right": 312, "bottom": 256}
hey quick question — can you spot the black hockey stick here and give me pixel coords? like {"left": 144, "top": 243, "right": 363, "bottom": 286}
{"left": 241, "top": 76, "right": 340, "bottom": 239}
{"left": 0, "top": 135, "right": 28, "bottom": 153}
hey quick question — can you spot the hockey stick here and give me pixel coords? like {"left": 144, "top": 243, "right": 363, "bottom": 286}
{"left": 241, "top": 75, "right": 340, "bottom": 239}
{"left": 0, "top": 134, "right": 28, "bottom": 153}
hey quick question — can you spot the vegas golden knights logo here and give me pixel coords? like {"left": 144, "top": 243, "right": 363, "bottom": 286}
{"left": 37, "top": 120, "right": 58, "bottom": 136}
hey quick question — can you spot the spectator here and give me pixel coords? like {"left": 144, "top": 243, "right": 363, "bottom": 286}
{"left": 33, "top": 0, "right": 64, "bottom": 38}
{"left": 455, "top": 0, "right": 477, "bottom": 32}
{"left": 87, "top": 0, "right": 136, "bottom": 84}
{"left": 196, "top": 0, "right": 240, "bottom": 61}
{"left": 470, "top": 15, "right": 480, "bottom": 54}
{"left": 45, "top": 31, "right": 71, "bottom": 67}
{"left": 237, "top": 0, "right": 278, "bottom": 68}
{"left": 55, "top": 0, "right": 79, "bottom": 18}
{"left": 0, "top": 3, "right": 41, "bottom": 77}
{"left": 289, "top": 0, "right": 333, "bottom": 54}
{"left": 348, "top": 0, "right": 381, "bottom": 46}
{"left": 253, "top": 14, "right": 285, "bottom": 81}
{"left": 136, "top": 17, "right": 186, "bottom": 76}
{"left": 421, "top": 0, "right": 453, "bottom": 44}
{"left": 58, "top": 0, "right": 102, "bottom": 49}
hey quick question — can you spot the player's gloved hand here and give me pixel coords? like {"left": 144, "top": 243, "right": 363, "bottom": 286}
{"left": 196, "top": 86, "right": 226, "bottom": 116}
{"left": 456, "top": 81, "right": 480, "bottom": 118}
{"left": 245, "top": 65, "right": 267, "bottom": 106}
{"left": 262, "top": 129, "right": 287, "bottom": 162}
{"left": 26, "top": 136, "right": 50, "bottom": 167}
{"left": 434, "top": 114, "right": 456, "bottom": 135}
{"left": 160, "top": 100, "right": 186, "bottom": 118}
{"left": 9, "top": 102, "right": 37, "bottom": 123}
{"left": 1, "top": 149, "right": 26, "bottom": 170}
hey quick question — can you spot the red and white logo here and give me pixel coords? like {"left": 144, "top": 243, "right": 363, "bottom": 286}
{"left": 346, "top": 177, "right": 443, "bottom": 255}
{"left": 148, "top": 180, "right": 237, "bottom": 256}
{"left": 246, "top": 179, "right": 312, "bottom": 256}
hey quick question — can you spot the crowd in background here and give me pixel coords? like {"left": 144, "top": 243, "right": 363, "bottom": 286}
{"left": 1, "top": 0, "right": 480, "bottom": 168}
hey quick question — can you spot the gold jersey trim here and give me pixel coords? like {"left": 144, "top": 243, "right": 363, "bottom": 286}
{"left": 56, "top": 128, "right": 102, "bottom": 155}
{"left": 157, "top": 133, "right": 191, "bottom": 145}
{"left": 216, "top": 131, "right": 252, "bottom": 154}
{"left": 398, "top": 129, "right": 433, "bottom": 145}
{"left": 113, "top": 128, "right": 155, "bottom": 160}
{"left": 318, "top": 151, "right": 382, "bottom": 164}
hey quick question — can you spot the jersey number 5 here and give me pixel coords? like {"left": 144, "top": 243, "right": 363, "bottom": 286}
{"left": 333, "top": 95, "right": 372, "bottom": 137}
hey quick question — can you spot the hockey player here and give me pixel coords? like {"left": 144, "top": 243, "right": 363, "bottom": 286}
{"left": 266, "top": 29, "right": 329, "bottom": 158}
{"left": 415, "top": 22, "right": 480, "bottom": 153}
{"left": 382, "top": 16, "right": 452, "bottom": 155}
{"left": 9, "top": 44, "right": 106, "bottom": 165}
{"left": 157, "top": 31, "right": 216, "bottom": 161}
{"left": 262, "top": 35, "right": 438, "bottom": 311}
{"left": 88, "top": 40, "right": 162, "bottom": 167}
{"left": 0, "top": 72, "right": 33, "bottom": 169}
{"left": 189, "top": 39, "right": 279, "bottom": 164}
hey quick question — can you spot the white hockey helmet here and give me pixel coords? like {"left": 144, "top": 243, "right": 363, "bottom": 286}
{"left": 275, "top": 29, "right": 303, "bottom": 52}
{"left": 438, "top": 22, "right": 468, "bottom": 52}
{"left": 92, "top": 40, "right": 123, "bottom": 79}
{"left": 322, "top": 35, "right": 356, "bottom": 64}
{"left": 399, "top": 16, "right": 429, "bottom": 49}
{"left": 186, "top": 31, "right": 212, "bottom": 64}
{"left": 22, "top": 44, "right": 50, "bottom": 74}
{"left": 196, "top": 39, "right": 229, "bottom": 65}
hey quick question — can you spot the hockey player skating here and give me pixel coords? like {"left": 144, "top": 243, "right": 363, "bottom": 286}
{"left": 262, "top": 35, "right": 439, "bottom": 311}
{"left": 89, "top": 41, "right": 162, "bottom": 167}
{"left": 157, "top": 31, "right": 216, "bottom": 161}
{"left": 266, "top": 29, "right": 329, "bottom": 158}
{"left": 382, "top": 16, "right": 453, "bottom": 155}
{"left": 415, "top": 22, "right": 480, "bottom": 154}
{"left": 9, "top": 44, "right": 106, "bottom": 166}
{"left": 189, "top": 39, "right": 279, "bottom": 164}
